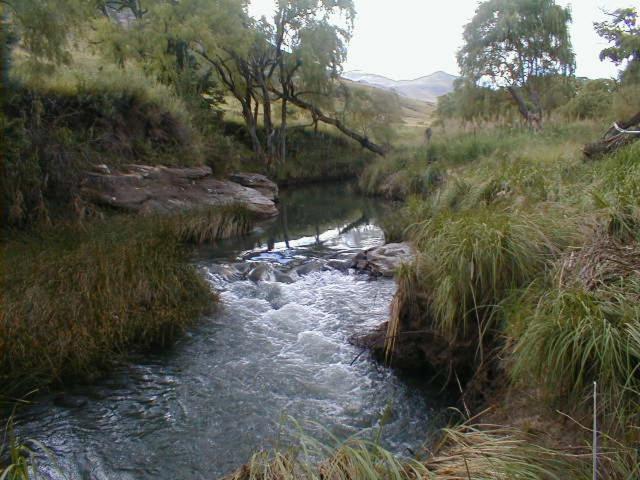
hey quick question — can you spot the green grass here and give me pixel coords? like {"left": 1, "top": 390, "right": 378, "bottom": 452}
{"left": 224, "top": 418, "right": 601, "bottom": 480}
{"left": 170, "top": 204, "right": 256, "bottom": 244}
{"left": 509, "top": 231, "right": 640, "bottom": 431}
{"left": 0, "top": 214, "right": 227, "bottom": 397}
{"left": 393, "top": 207, "right": 579, "bottom": 347}
{"left": 363, "top": 119, "right": 640, "bottom": 473}
{"left": 0, "top": 419, "right": 46, "bottom": 480}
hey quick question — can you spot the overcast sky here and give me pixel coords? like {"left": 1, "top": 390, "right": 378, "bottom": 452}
{"left": 248, "top": 0, "right": 636, "bottom": 80}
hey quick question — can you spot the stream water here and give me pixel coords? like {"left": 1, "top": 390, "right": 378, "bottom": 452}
{"left": 13, "top": 182, "right": 446, "bottom": 479}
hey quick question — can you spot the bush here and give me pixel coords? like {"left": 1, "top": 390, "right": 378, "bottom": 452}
{"left": 560, "top": 79, "right": 615, "bottom": 120}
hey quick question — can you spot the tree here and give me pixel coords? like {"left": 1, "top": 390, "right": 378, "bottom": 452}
{"left": 192, "top": 0, "right": 387, "bottom": 165}
{"left": 339, "top": 83, "right": 401, "bottom": 147}
{"left": 457, "top": 0, "right": 575, "bottom": 126}
{"left": 92, "top": 0, "right": 243, "bottom": 113}
{"left": 595, "top": 7, "right": 640, "bottom": 84}
{"left": 1, "top": 0, "right": 93, "bottom": 65}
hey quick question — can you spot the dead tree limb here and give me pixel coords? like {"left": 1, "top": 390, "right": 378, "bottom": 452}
{"left": 584, "top": 111, "right": 640, "bottom": 159}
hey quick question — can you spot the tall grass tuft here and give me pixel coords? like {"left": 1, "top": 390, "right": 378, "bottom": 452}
{"left": 168, "top": 205, "right": 256, "bottom": 244}
{"left": 225, "top": 419, "right": 430, "bottom": 480}
{"left": 225, "top": 419, "right": 601, "bottom": 480}
{"left": 407, "top": 207, "right": 579, "bottom": 344}
{"left": 423, "top": 422, "right": 592, "bottom": 479}
{"left": 511, "top": 234, "right": 640, "bottom": 430}
{"left": 0, "top": 217, "right": 215, "bottom": 395}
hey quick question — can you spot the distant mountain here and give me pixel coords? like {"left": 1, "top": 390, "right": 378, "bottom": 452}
{"left": 342, "top": 70, "right": 458, "bottom": 103}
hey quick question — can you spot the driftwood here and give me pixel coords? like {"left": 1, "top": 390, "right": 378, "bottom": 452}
{"left": 584, "top": 111, "right": 640, "bottom": 159}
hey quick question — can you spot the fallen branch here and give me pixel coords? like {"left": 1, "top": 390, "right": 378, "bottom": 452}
{"left": 584, "top": 111, "right": 640, "bottom": 159}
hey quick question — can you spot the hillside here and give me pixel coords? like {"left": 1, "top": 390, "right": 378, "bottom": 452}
{"left": 343, "top": 70, "right": 458, "bottom": 103}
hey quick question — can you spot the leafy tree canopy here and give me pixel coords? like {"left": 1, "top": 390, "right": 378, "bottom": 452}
{"left": 458, "top": 0, "right": 575, "bottom": 87}
{"left": 457, "top": 0, "right": 575, "bottom": 123}
{"left": 595, "top": 7, "right": 640, "bottom": 83}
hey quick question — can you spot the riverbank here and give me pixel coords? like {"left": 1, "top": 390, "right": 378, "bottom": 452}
{"left": 217, "top": 122, "right": 640, "bottom": 479}
{"left": 1, "top": 69, "right": 373, "bottom": 403}
{"left": 0, "top": 204, "right": 263, "bottom": 399}
{"left": 361, "top": 124, "right": 640, "bottom": 476}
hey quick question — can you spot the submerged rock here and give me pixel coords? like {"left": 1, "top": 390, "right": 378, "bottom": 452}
{"left": 351, "top": 242, "right": 415, "bottom": 277}
{"left": 248, "top": 263, "right": 275, "bottom": 282}
{"left": 326, "top": 259, "right": 351, "bottom": 272}
{"left": 208, "top": 264, "right": 243, "bottom": 282}
{"left": 273, "top": 270, "right": 295, "bottom": 284}
{"left": 54, "top": 394, "right": 88, "bottom": 409}
{"left": 228, "top": 172, "right": 279, "bottom": 202}
{"left": 81, "top": 165, "right": 278, "bottom": 219}
{"left": 295, "top": 260, "right": 325, "bottom": 276}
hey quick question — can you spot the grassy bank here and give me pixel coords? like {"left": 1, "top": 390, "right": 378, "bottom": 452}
{"left": 218, "top": 124, "right": 640, "bottom": 478}
{"left": 0, "top": 205, "right": 256, "bottom": 399}
{"left": 367, "top": 123, "right": 640, "bottom": 476}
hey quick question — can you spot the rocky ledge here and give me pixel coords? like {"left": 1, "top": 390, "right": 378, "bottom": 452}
{"left": 228, "top": 172, "right": 279, "bottom": 202}
{"left": 351, "top": 242, "right": 415, "bottom": 277}
{"left": 81, "top": 165, "right": 278, "bottom": 219}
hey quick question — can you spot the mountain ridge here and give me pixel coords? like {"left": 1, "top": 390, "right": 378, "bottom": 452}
{"left": 342, "top": 70, "right": 458, "bottom": 103}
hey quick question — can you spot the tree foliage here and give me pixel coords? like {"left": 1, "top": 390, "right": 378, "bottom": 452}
{"left": 595, "top": 7, "right": 640, "bottom": 84}
{"left": 457, "top": 0, "right": 575, "bottom": 123}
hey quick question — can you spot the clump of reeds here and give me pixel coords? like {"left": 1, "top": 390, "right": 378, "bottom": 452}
{"left": 511, "top": 232, "right": 640, "bottom": 430}
{"left": 407, "top": 207, "right": 579, "bottom": 344}
{"left": 168, "top": 204, "right": 256, "bottom": 244}
{"left": 224, "top": 418, "right": 615, "bottom": 480}
{"left": 0, "top": 216, "right": 215, "bottom": 396}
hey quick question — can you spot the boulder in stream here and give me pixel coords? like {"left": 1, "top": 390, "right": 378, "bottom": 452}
{"left": 295, "top": 260, "right": 325, "bottom": 276}
{"left": 351, "top": 242, "right": 415, "bottom": 277}
{"left": 248, "top": 263, "right": 275, "bottom": 282}
{"left": 81, "top": 165, "right": 279, "bottom": 219}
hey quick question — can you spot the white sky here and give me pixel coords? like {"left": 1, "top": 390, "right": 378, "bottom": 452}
{"left": 248, "top": 0, "right": 638, "bottom": 80}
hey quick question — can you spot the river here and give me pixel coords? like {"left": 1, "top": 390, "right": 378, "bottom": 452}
{"left": 13, "top": 182, "right": 446, "bottom": 479}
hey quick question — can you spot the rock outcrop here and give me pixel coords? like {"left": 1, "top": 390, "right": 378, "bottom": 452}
{"left": 351, "top": 242, "right": 415, "bottom": 277}
{"left": 228, "top": 173, "right": 279, "bottom": 202}
{"left": 81, "top": 165, "right": 278, "bottom": 219}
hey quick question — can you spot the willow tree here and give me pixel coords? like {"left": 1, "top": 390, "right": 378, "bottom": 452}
{"left": 270, "top": 1, "right": 387, "bottom": 158}
{"left": 457, "top": 0, "right": 575, "bottom": 127}
{"left": 595, "top": 7, "right": 640, "bottom": 84}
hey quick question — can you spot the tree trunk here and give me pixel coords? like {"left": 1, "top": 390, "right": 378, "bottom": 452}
{"left": 280, "top": 98, "right": 287, "bottom": 165}
{"left": 241, "top": 101, "right": 264, "bottom": 161}
{"left": 258, "top": 75, "right": 275, "bottom": 163}
{"left": 507, "top": 86, "right": 540, "bottom": 130}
